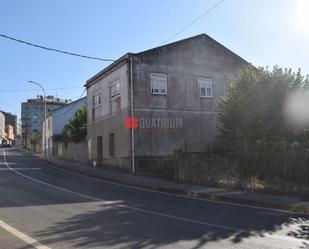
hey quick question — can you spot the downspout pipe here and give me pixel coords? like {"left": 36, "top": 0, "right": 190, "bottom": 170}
{"left": 130, "top": 56, "right": 135, "bottom": 173}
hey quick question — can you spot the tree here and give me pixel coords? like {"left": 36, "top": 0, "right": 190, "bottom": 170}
{"left": 218, "top": 66, "right": 309, "bottom": 188}
{"left": 30, "top": 133, "right": 42, "bottom": 151}
{"left": 219, "top": 65, "right": 309, "bottom": 153}
{"left": 63, "top": 106, "right": 87, "bottom": 143}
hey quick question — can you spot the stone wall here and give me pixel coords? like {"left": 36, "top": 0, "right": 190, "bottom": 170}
{"left": 136, "top": 155, "right": 175, "bottom": 180}
{"left": 55, "top": 141, "right": 88, "bottom": 163}
{"left": 174, "top": 150, "right": 309, "bottom": 195}
{"left": 175, "top": 151, "right": 240, "bottom": 188}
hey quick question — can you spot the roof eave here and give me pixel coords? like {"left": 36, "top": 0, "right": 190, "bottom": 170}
{"left": 84, "top": 53, "right": 134, "bottom": 88}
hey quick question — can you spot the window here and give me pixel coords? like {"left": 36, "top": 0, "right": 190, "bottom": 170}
{"left": 109, "top": 133, "right": 115, "bottom": 157}
{"left": 198, "top": 78, "right": 213, "bottom": 98}
{"left": 150, "top": 73, "right": 167, "bottom": 94}
{"left": 32, "top": 122, "right": 38, "bottom": 129}
{"left": 93, "top": 93, "right": 101, "bottom": 107}
{"left": 110, "top": 81, "right": 120, "bottom": 99}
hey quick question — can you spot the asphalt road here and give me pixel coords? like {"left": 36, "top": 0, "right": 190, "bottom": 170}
{"left": 0, "top": 148, "right": 309, "bottom": 249}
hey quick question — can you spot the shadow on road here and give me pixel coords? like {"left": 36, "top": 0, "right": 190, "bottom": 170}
{"left": 33, "top": 203, "right": 309, "bottom": 249}
{"left": 2, "top": 148, "right": 309, "bottom": 248}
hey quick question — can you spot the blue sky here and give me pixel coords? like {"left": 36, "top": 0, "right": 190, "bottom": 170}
{"left": 0, "top": 0, "right": 308, "bottom": 116}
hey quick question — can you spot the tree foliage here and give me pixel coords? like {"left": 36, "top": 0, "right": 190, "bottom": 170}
{"left": 218, "top": 66, "right": 309, "bottom": 189}
{"left": 30, "top": 134, "right": 42, "bottom": 145}
{"left": 63, "top": 106, "right": 87, "bottom": 143}
{"left": 219, "top": 65, "right": 309, "bottom": 153}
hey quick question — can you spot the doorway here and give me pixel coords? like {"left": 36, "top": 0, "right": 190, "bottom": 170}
{"left": 97, "top": 136, "right": 103, "bottom": 164}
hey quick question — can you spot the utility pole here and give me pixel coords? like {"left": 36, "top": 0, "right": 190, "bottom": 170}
{"left": 130, "top": 57, "right": 135, "bottom": 174}
{"left": 28, "top": 81, "right": 47, "bottom": 159}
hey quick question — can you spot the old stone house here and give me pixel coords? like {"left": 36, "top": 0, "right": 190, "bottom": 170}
{"left": 86, "top": 34, "right": 248, "bottom": 175}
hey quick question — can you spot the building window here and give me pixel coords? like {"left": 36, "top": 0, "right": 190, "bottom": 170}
{"left": 150, "top": 73, "right": 167, "bottom": 95}
{"left": 110, "top": 81, "right": 120, "bottom": 99}
{"left": 93, "top": 93, "right": 101, "bottom": 108}
{"left": 109, "top": 133, "right": 115, "bottom": 157}
{"left": 198, "top": 78, "right": 213, "bottom": 98}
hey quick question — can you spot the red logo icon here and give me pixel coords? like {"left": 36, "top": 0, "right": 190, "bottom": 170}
{"left": 126, "top": 117, "right": 139, "bottom": 129}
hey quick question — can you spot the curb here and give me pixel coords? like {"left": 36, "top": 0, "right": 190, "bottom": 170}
{"left": 43, "top": 158, "right": 189, "bottom": 196}
{"left": 44, "top": 159, "right": 309, "bottom": 214}
{"left": 21, "top": 149, "right": 309, "bottom": 215}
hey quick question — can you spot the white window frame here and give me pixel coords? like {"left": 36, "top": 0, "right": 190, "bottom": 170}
{"left": 110, "top": 81, "right": 120, "bottom": 99}
{"left": 150, "top": 73, "right": 167, "bottom": 95}
{"left": 198, "top": 78, "right": 213, "bottom": 98}
{"left": 92, "top": 93, "right": 101, "bottom": 108}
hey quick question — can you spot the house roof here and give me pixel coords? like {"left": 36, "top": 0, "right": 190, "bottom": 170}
{"left": 135, "top": 34, "right": 249, "bottom": 64}
{"left": 85, "top": 53, "right": 133, "bottom": 88}
{"left": 85, "top": 34, "right": 249, "bottom": 88}
{"left": 47, "top": 97, "right": 87, "bottom": 117}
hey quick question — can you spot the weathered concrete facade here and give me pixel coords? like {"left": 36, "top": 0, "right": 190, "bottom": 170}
{"left": 87, "top": 61, "right": 132, "bottom": 170}
{"left": 86, "top": 34, "right": 248, "bottom": 173}
{"left": 55, "top": 141, "right": 88, "bottom": 163}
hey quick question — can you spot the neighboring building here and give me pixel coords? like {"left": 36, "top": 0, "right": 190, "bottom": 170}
{"left": 16, "top": 118, "right": 21, "bottom": 136}
{"left": 21, "top": 95, "right": 71, "bottom": 150}
{"left": 15, "top": 118, "right": 22, "bottom": 147}
{"left": 2, "top": 112, "right": 18, "bottom": 144}
{"left": 43, "top": 97, "right": 87, "bottom": 157}
{"left": 5, "top": 125, "right": 14, "bottom": 144}
{"left": 86, "top": 34, "right": 248, "bottom": 173}
{"left": 0, "top": 111, "right": 5, "bottom": 144}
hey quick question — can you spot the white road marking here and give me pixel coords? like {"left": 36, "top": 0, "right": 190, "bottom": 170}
{"left": 0, "top": 219, "right": 51, "bottom": 249}
{"left": 0, "top": 168, "right": 42, "bottom": 171}
{"left": 25, "top": 150, "right": 302, "bottom": 215}
{"left": 2, "top": 149, "right": 309, "bottom": 245}
{"left": 2, "top": 150, "right": 240, "bottom": 232}
{"left": 3, "top": 150, "right": 100, "bottom": 202}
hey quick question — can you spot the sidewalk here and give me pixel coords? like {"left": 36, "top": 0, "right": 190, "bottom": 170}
{"left": 23, "top": 150, "right": 309, "bottom": 214}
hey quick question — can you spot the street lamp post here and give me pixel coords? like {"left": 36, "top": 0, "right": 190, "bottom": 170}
{"left": 28, "top": 81, "right": 47, "bottom": 159}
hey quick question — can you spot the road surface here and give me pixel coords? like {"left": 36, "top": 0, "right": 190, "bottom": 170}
{"left": 0, "top": 148, "right": 308, "bottom": 249}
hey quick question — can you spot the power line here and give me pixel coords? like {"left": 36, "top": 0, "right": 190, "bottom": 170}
{"left": 0, "top": 99, "right": 15, "bottom": 109}
{"left": 0, "top": 86, "right": 84, "bottom": 92}
{"left": 40, "top": 86, "right": 84, "bottom": 91}
{"left": 161, "top": 0, "right": 226, "bottom": 45}
{"left": 0, "top": 33, "right": 116, "bottom": 62}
